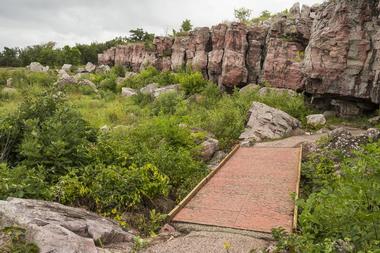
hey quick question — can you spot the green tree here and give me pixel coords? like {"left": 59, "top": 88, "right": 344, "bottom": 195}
{"left": 128, "top": 28, "right": 154, "bottom": 43}
{"left": 234, "top": 7, "right": 252, "bottom": 24}
{"left": 0, "top": 47, "right": 21, "bottom": 67}
{"left": 180, "top": 19, "right": 193, "bottom": 32}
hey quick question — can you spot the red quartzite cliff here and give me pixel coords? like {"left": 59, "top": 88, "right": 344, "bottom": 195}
{"left": 98, "top": 0, "right": 380, "bottom": 115}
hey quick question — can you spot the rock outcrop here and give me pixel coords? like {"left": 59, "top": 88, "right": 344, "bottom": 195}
{"left": 239, "top": 102, "right": 301, "bottom": 142}
{"left": 303, "top": 0, "right": 380, "bottom": 114}
{"left": 98, "top": 0, "right": 380, "bottom": 113}
{"left": 0, "top": 198, "right": 134, "bottom": 253}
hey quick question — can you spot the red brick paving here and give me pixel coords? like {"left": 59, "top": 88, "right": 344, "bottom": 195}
{"left": 172, "top": 147, "right": 301, "bottom": 233}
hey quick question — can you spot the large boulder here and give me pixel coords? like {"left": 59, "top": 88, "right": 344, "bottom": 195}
{"left": 140, "top": 83, "right": 159, "bottom": 95}
{"left": 78, "top": 79, "right": 98, "bottom": 91}
{"left": 85, "top": 62, "right": 96, "bottom": 73}
{"left": 56, "top": 70, "right": 76, "bottom": 85}
{"left": 200, "top": 137, "right": 219, "bottom": 162}
{"left": 121, "top": 87, "right": 137, "bottom": 97}
{"left": 0, "top": 198, "right": 133, "bottom": 253}
{"left": 153, "top": 84, "right": 179, "bottom": 98}
{"left": 61, "top": 64, "right": 72, "bottom": 72}
{"left": 306, "top": 114, "right": 326, "bottom": 127}
{"left": 27, "top": 62, "right": 49, "bottom": 72}
{"left": 96, "top": 64, "right": 111, "bottom": 74}
{"left": 239, "top": 102, "right": 301, "bottom": 142}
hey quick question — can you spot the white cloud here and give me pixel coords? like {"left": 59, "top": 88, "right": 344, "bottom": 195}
{"left": 0, "top": 0, "right": 323, "bottom": 48}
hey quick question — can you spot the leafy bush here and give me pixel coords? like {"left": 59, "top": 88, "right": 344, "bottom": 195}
{"left": 54, "top": 163, "right": 169, "bottom": 212}
{"left": 273, "top": 141, "right": 380, "bottom": 252}
{"left": 99, "top": 76, "right": 117, "bottom": 92}
{"left": 177, "top": 71, "right": 209, "bottom": 96}
{"left": 112, "top": 65, "right": 126, "bottom": 77}
{"left": 0, "top": 91, "right": 97, "bottom": 181}
{"left": 150, "top": 92, "right": 184, "bottom": 115}
{"left": 92, "top": 117, "right": 207, "bottom": 199}
{"left": 0, "top": 164, "right": 52, "bottom": 200}
{"left": 123, "top": 67, "right": 177, "bottom": 89}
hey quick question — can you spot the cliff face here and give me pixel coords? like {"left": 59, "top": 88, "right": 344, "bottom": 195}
{"left": 98, "top": 0, "right": 380, "bottom": 113}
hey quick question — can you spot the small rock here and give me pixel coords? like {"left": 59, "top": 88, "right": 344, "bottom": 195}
{"left": 96, "top": 64, "right": 111, "bottom": 74}
{"left": 121, "top": 87, "right": 137, "bottom": 97}
{"left": 239, "top": 84, "right": 260, "bottom": 93}
{"left": 61, "top": 64, "right": 72, "bottom": 72}
{"left": 368, "top": 116, "right": 380, "bottom": 125}
{"left": 100, "top": 125, "right": 110, "bottom": 132}
{"left": 6, "top": 78, "right": 12, "bottom": 87}
{"left": 208, "top": 151, "right": 227, "bottom": 167}
{"left": 79, "top": 79, "right": 97, "bottom": 91}
{"left": 140, "top": 83, "right": 158, "bottom": 95}
{"left": 85, "top": 62, "right": 96, "bottom": 73}
{"left": 153, "top": 84, "right": 179, "bottom": 98}
{"left": 200, "top": 138, "right": 219, "bottom": 161}
{"left": 125, "top": 72, "right": 137, "bottom": 79}
{"left": 159, "top": 224, "right": 176, "bottom": 235}
{"left": 240, "top": 139, "right": 255, "bottom": 147}
{"left": 306, "top": 114, "right": 326, "bottom": 127}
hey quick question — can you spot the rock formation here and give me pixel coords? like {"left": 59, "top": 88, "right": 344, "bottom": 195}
{"left": 0, "top": 198, "right": 134, "bottom": 253}
{"left": 98, "top": 0, "right": 380, "bottom": 115}
{"left": 239, "top": 102, "right": 301, "bottom": 142}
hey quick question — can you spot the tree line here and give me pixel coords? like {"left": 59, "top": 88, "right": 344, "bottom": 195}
{"left": 0, "top": 30, "right": 154, "bottom": 68}
{"left": 0, "top": 20, "right": 193, "bottom": 68}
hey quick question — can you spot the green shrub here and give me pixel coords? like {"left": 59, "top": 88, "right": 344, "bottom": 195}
{"left": 198, "top": 96, "right": 246, "bottom": 149}
{"left": 54, "top": 163, "right": 170, "bottom": 212}
{"left": 0, "top": 164, "right": 52, "bottom": 200}
{"left": 122, "top": 67, "right": 177, "bottom": 89}
{"left": 177, "top": 71, "right": 209, "bottom": 96}
{"left": 150, "top": 92, "right": 184, "bottom": 115}
{"left": 273, "top": 141, "right": 380, "bottom": 252}
{"left": 112, "top": 65, "right": 126, "bottom": 77}
{"left": 99, "top": 77, "right": 117, "bottom": 92}
{"left": 92, "top": 117, "right": 207, "bottom": 199}
{"left": 0, "top": 91, "right": 97, "bottom": 182}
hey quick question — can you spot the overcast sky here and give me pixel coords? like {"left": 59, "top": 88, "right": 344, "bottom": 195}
{"left": 0, "top": 0, "right": 323, "bottom": 49}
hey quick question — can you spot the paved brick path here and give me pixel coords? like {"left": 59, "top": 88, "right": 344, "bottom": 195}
{"left": 171, "top": 147, "right": 301, "bottom": 233}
